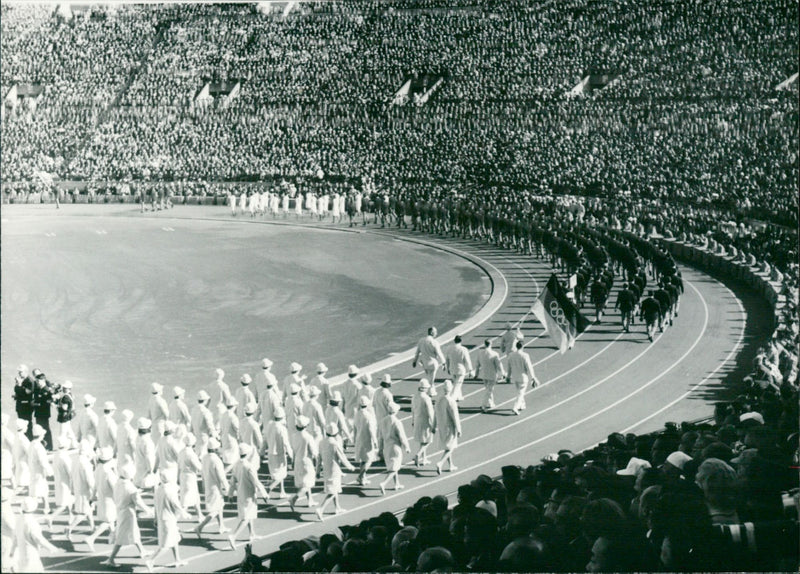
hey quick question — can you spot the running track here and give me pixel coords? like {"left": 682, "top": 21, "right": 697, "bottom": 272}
{"left": 39, "top": 208, "right": 772, "bottom": 573}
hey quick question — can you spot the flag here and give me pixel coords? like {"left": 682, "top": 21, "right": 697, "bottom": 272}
{"left": 531, "top": 274, "right": 590, "bottom": 353}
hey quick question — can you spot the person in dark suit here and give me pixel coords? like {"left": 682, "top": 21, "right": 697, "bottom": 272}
{"left": 13, "top": 365, "right": 35, "bottom": 438}
{"left": 31, "top": 371, "right": 55, "bottom": 450}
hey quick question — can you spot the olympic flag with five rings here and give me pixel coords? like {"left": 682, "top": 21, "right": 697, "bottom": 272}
{"left": 531, "top": 274, "right": 590, "bottom": 354}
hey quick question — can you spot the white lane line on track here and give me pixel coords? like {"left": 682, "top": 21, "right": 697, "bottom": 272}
{"left": 619, "top": 280, "right": 746, "bottom": 433}
{"left": 153, "top": 279, "right": 709, "bottom": 571}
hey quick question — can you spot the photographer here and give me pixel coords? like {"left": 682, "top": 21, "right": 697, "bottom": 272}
{"left": 31, "top": 369, "right": 55, "bottom": 450}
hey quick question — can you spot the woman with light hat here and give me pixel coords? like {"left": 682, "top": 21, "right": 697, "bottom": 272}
{"left": 378, "top": 402, "right": 410, "bottom": 495}
{"left": 103, "top": 464, "right": 151, "bottom": 568}
{"left": 289, "top": 415, "right": 319, "bottom": 512}
{"left": 309, "top": 362, "right": 333, "bottom": 410}
{"left": 258, "top": 367, "right": 282, "bottom": 427}
{"left": 219, "top": 398, "right": 240, "bottom": 472}
{"left": 195, "top": 437, "right": 229, "bottom": 538}
{"left": 13, "top": 418, "right": 31, "bottom": 493}
{"left": 48, "top": 436, "right": 75, "bottom": 527}
{"left": 316, "top": 422, "right": 356, "bottom": 520}
{"left": 302, "top": 385, "right": 326, "bottom": 449}
{"left": 148, "top": 383, "right": 169, "bottom": 437}
{"left": 373, "top": 374, "right": 394, "bottom": 455}
{"left": 28, "top": 424, "right": 53, "bottom": 513}
{"left": 97, "top": 401, "right": 118, "bottom": 451}
{"left": 354, "top": 395, "right": 379, "bottom": 486}
{"left": 283, "top": 362, "right": 307, "bottom": 402}
{"left": 240, "top": 403, "right": 263, "bottom": 467}
{"left": 168, "top": 386, "right": 191, "bottom": 436}
{"left": 285, "top": 382, "right": 305, "bottom": 442}
{"left": 357, "top": 371, "right": 375, "bottom": 405}
{"left": 1, "top": 413, "right": 14, "bottom": 489}
{"left": 260, "top": 359, "right": 281, "bottom": 404}
{"left": 264, "top": 406, "right": 293, "bottom": 500}
{"left": 67, "top": 440, "right": 96, "bottom": 539}
{"left": 411, "top": 379, "right": 436, "bottom": 467}
{"left": 85, "top": 446, "right": 118, "bottom": 552}
{"left": 147, "top": 468, "right": 188, "bottom": 570}
{"left": 341, "top": 365, "right": 362, "bottom": 428}
{"left": 134, "top": 418, "right": 157, "bottom": 489}
{"left": 235, "top": 374, "right": 257, "bottom": 420}
{"left": 116, "top": 409, "right": 137, "bottom": 480}
{"left": 75, "top": 394, "right": 98, "bottom": 449}
{"left": 191, "top": 389, "right": 217, "bottom": 458}
{"left": 324, "top": 391, "right": 353, "bottom": 447}
{"left": 226, "top": 443, "right": 268, "bottom": 549}
{"left": 155, "top": 421, "right": 181, "bottom": 472}
{"left": 12, "top": 497, "right": 60, "bottom": 572}
{"left": 434, "top": 380, "right": 461, "bottom": 475}
{"left": 213, "top": 368, "right": 234, "bottom": 423}
{"left": 177, "top": 433, "right": 204, "bottom": 523}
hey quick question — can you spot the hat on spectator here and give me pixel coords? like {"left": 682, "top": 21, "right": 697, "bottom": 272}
{"left": 475, "top": 500, "right": 498, "bottom": 518}
{"left": 541, "top": 453, "right": 559, "bottom": 463}
{"left": 739, "top": 412, "right": 764, "bottom": 426}
{"left": 184, "top": 433, "right": 197, "bottom": 447}
{"left": 32, "top": 424, "right": 46, "bottom": 438}
{"left": 295, "top": 415, "right": 310, "bottom": 429}
{"left": 103, "top": 401, "right": 116, "bottom": 412}
{"left": 665, "top": 451, "right": 692, "bottom": 471}
{"left": 290, "top": 362, "right": 302, "bottom": 373}
{"left": 17, "top": 364, "right": 28, "bottom": 376}
{"left": 207, "top": 437, "right": 221, "bottom": 451}
{"left": 316, "top": 362, "right": 328, "bottom": 374}
{"left": 197, "top": 390, "right": 210, "bottom": 402}
{"left": 84, "top": 394, "right": 96, "bottom": 406}
{"left": 244, "top": 402, "right": 257, "bottom": 415}
{"left": 289, "top": 383, "right": 301, "bottom": 395}
{"left": 419, "top": 379, "right": 431, "bottom": 391}
{"left": 32, "top": 369, "right": 44, "bottom": 379}
{"left": 326, "top": 422, "right": 339, "bottom": 436}
{"left": 359, "top": 396, "right": 370, "bottom": 408}
{"left": 348, "top": 365, "right": 360, "bottom": 376}
{"left": 151, "top": 382, "right": 163, "bottom": 394}
{"left": 173, "top": 386, "right": 185, "bottom": 398}
{"left": 62, "top": 380, "right": 73, "bottom": 390}
{"left": 388, "top": 402, "right": 400, "bottom": 415}
{"left": 617, "top": 457, "right": 652, "bottom": 476}
{"left": 273, "top": 406, "right": 286, "bottom": 420}
{"left": 262, "top": 358, "right": 273, "bottom": 369}
{"left": 98, "top": 447, "right": 114, "bottom": 462}
{"left": 240, "top": 374, "right": 252, "bottom": 385}
{"left": 381, "top": 374, "right": 393, "bottom": 385}
{"left": 138, "top": 417, "right": 152, "bottom": 431}
{"left": 121, "top": 409, "right": 134, "bottom": 423}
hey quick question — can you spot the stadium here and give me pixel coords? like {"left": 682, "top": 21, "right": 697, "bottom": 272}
{"left": 1, "top": 1, "right": 798, "bottom": 572}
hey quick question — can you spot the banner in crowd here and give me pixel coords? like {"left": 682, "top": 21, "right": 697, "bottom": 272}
{"left": 531, "top": 274, "right": 590, "bottom": 353}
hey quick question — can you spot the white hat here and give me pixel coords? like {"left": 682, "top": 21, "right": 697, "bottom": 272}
{"left": 295, "top": 415, "right": 310, "bottom": 429}
{"left": 241, "top": 374, "right": 252, "bottom": 385}
{"left": 137, "top": 417, "right": 152, "bottom": 431}
{"left": 84, "top": 394, "right": 96, "bottom": 406}
{"left": 184, "top": 433, "right": 197, "bottom": 447}
{"left": 381, "top": 374, "right": 392, "bottom": 385}
{"left": 215, "top": 368, "right": 225, "bottom": 379}
{"left": 617, "top": 457, "right": 652, "bottom": 476}
{"left": 388, "top": 402, "right": 400, "bottom": 415}
{"left": 348, "top": 365, "right": 360, "bottom": 376}
{"left": 98, "top": 447, "right": 114, "bottom": 462}
{"left": 331, "top": 391, "right": 343, "bottom": 403}
{"left": 665, "top": 451, "right": 692, "bottom": 471}
{"left": 316, "top": 362, "right": 328, "bottom": 374}
{"left": 326, "top": 422, "right": 339, "bottom": 436}
{"left": 15, "top": 419, "right": 29, "bottom": 432}
{"left": 360, "top": 372, "right": 373, "bottom": 384}
{"left": 290, "top": 362, "right": 302, "bottom": 373}
{"left": 308, "top": 385, "right": 321, "bottom": 398}
{"left": 121, "top": 409, "right": 134, "bottom": 423}
{"left": 31, "top": 424, "right": 46, "bottom": 438}
{"left": 207, "top": 437, "right": 221, "bottom": 450}
{"left": 289, "top": 383, "right": 301, "bottom": 395}
{"left": 739, "top": 412, "right": 765, "bottom": 425}
{"left": 476, "top": 500, "right": 498, "bottom": 518}
{"left": 226, "top": 396, "right": 239, "bottom": 408}
{"left": 244, "top": 402, "right": 257, "bottom": 415}
{"left": 119, "top": 465, "right": 134, "bottom": 480}
{"left": 239, "top": 443, "right": 253, "bottom": 457}
{"left": 17, "top": 364, "right": 29, "bottom": 376}
{"left": 419, "top": 379, "right": 431, "bottom": 391}
{"left": 103, "top": 401, "right": 116, "bottom": 411}
{"left": 359, "top": 395, "right": 370, "bottom": 408}
{"left": 261, "top": 358, "right": 273, "bottom": 369}
{"left": 164, "top": 421, "right": 177, "bottom": 435}
{"left": 443, "top": 379, "right": 454, "bottom": 393}
{"left": 62, "top": 380, "right": 73, "bottom": 390}
{"left": 273, "top": 406, "right": 286, "bottom": 420}
{"left": 173, "top": 386, "right": 185, "bottom": 397}
{"left": 151, "top": 382, "right": 163, "bottom": 394}
{"left": 197, "top": 390, "right": 210, "bottom": 402}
